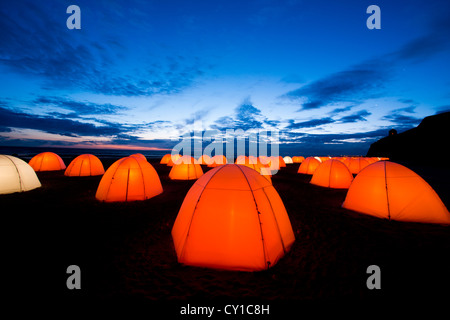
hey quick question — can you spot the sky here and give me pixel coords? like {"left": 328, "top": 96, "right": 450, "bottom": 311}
{"left": 0, "top": 0, "right": 449, "bottom": 156}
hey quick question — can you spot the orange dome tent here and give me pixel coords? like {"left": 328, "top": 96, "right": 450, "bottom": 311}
{"left": 0, "top": 155, "right": 41, "bottom": 194}
{"left": 197, "top": 155, "right": 212, "bottom": 165}
{"left": 297, "top": 157, "right": 321, "bottom": 175}
{"left": 292, "top": 156, "right": 304, "bottom": 163}
{"left": 346, "top": 157, "right": 370, "bottom": 174}
{"left": 172, "top": 164, "right": 295, "bottom": 271}
{"left": 342, "top": 161, "right": 450, "bottom": 224}
{"left": 174, "top": 155, "right": 198, "bottom": 165}
{"left": 310, "top": 159, "right": 353, "bottom": 189}
{"left": 29, "top": 152, "right": 66, "bottom": 171}
{"left": 234, "top": 158, "right": 272, "bottom": 183}
{"left": 319, "top": 156, "right": 331, "bottom": 163}
{"left": 169, "top": 162, "right": 203, "bottom": 180}
{"left": 130, "top": 153, "right": 147, "bottom": 162}
{"left": 235, "top": 155, "right": 245, "bottom": 164}
{"left": 277, "top": 156, "right": 286, "bottom": 168}
{"left": 160, "top": 154, "right": 172, "bottom": 164}
{"left": 96, "top": 156, "right": 163, "bottom": 202}
{"left": 167, "top": 154, "right": 182, "bottom": 166}
{"left": 64, "top": 154, "right": 105, "bottom": 177}
{"left": 208, "top": 155, "right": 227, "bottom": 167}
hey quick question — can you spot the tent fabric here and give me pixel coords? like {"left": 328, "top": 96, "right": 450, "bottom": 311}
{"left": 277, "top": 156, "right": 286, "bottom": 168}
{"left": 197, "top": 155, "right": 212, "bottom": 165}
{"left": 64, "top": 154, "right": 105, "bottom": 177}
{"left": 171, "top": 164, "right": 295, "bottom": 271}
{"left": 235, "top": 155, "right": 248, "bottom": 164}
{"left": 310, "top": 159, "right": 353, "bottom": 189}
{"left": 169, "top": 163, "right": 203, "bottom": 180}
{"left": 160, "top": 154, "right": 172, "bottom": 164}
{"left": 167, "top": 154, "right": 182, "bottom": 166}
{"left": 96, "top": 156, "right": 163, "bottom": 202}
{"left": 235, "top": 157, "right": 272, "bottom": 182}
{"left": 297, "top": 157, "right": 321, "bottom": 175}
{"left": 174, "top": 155, "right": 198, "bottom": 165}
{"left": 283, "top": 156, "right": 293, "bottom": 164}
{"left": 208, "top": 155, "right": 227, "bottom": 167}
{"left": 130, "top": 153, "right": 147, "bottom": 162}
{"left": 0, "top": 155, "right": 41, "bottom": 194}
{"left": 342, "top": 161, "right": 450, "bottom": 224}
{"left": 29, "top": 152, "right": 66, "bottom": 171}
{"left": 292, "top": 156, "right": 305, "bottom": 163}
{"left": 346, "top": 157, "right": 370, "bottom": 174}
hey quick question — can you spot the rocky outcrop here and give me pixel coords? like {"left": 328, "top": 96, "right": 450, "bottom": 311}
{"left": 366, "top": 112, "right": 450, "bottom": 164}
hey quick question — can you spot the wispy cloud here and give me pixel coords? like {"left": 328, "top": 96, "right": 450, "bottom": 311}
{"left": 0, "top": 105, "right": 123, "bottom": 137}
{"left": 0, "top": 1, "right": 206, "bottom": 97}
{"left": 211, "top": 98, "right": 276, "bottom": 131}
{"left": 283, "top": 60, "right": 389, "bottom": 110}
{"left": 338, "top": 110, "right": 371, "bottom": 123}
{"left": 33, "top": 96, "right": 128, "bottom": 116}
{"left": 282, "top": 15, "right": 450, "bottom": 111}
{"left": 286, "top": 118, "right": 335, "bottom": 129}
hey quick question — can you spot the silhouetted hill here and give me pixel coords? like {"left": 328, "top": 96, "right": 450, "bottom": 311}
{"left": 366, "top": 112, "right": 450, "bottom": 165}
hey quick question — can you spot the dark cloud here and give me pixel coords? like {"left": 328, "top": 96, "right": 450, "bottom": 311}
{"left": 388, "top": 17, "right": 450, "bottom": 64}
{"left": 284, "top": 61, "right": 389, "bottom": 110}
{"left": 282, "top": 15, "right": 450, "bottom": 111}
{"left": 338, "top": 110, "right": 371, "bottom": 123}
{"left": 184, "top": 109, "right": 211, "bottom": 125}
{"left": 328, "top": 105, "right": 355, "bottom": 115}
{"left": 33, "top": 96, "right": 128, "bottom": 116}
{"left": 0, "top": 1, "right": 205, "bottom": 96}
{"left": 211, "top": 98, "right": 269, "bottom": 131}
{"left": 286, "top": 118, "right": 335, "bottom": 129}
{"left": 382, "top": 113, "right": 421, "bottom": 127}
{"left": 0, "top": 105, "right": 123, "bottom": 137}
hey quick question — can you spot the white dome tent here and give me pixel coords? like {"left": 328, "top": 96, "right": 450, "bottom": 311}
{"left": 0, "top": 155, "right": 42, "bottom": 194}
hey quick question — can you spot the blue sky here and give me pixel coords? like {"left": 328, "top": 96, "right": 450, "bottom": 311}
{"left": 0, "top": 0, "right": 449, "bottom": 155}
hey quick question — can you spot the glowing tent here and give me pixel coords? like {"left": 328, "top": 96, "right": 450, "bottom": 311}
{"left": 297, "top": 157, "right": 321, "bottom": 175}
{"left": 96, "top": 156, "right": 163, "bottom": 202}
{"left": 292, "top": 156, "right": 305, "bottom": 163}
{"left": 174, "top": 155, "right": 198, "bottom": 165}
{"left": 310, "top": 159, "right": 353, "bottom": 189}
{"left": 172, "top": 164, "right": 295, "bottom": 271}
{"left": 64, "top": 154, "right": 105, "bottom": 177}
{"left": 319, "top": 156, "right": 331, "bottom": 163}
{"left": 208, "top": 155, "right": 227, "bottom": 167}
{"left": 29, "top": 152, "right": 66, "bottom": 172}
{"left": 283, "top": 156, "right": 293, "bottom": 164}
{"left": 167, "top": 154, "right": 182, "bottom": 166}
{"left": 346, "top": 157, "right": 370, "bottom": 174}
{"left": 234, "top": 159, "right": 272, "bottom": 183}
{"left": 342, "top": 161, "right": 450, "bottom": 224}
{"left": 169, "top": 162, "right": 203, "bottom": 180}
{"left": 0, "top": 155, "right": 41, "bottom": 194}
{"left": 130, "top": 153, "right": 147, "bottom": 162}
{"left": 197, "top": 155, "right": 212, "bottom": 165}
{"left": 160, "top": 154, "right": 172, "bottom": 164}
{"left": 277, "top": 156, "right": 286, "bottom": 168}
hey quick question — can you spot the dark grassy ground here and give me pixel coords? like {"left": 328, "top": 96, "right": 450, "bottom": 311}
{"left": 3, "top": 157, "right": 450, "bottom": 315}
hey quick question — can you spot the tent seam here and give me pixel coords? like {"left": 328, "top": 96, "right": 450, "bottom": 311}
{"left": 4, "top": 155, "right": 23, "bottom": 192}
{"left": 235, "top": 164, "right": 269, "bottom": 269}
